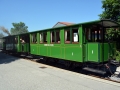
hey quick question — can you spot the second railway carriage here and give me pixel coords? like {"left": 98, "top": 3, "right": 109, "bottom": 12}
{"left": 28, "top": 19, "right": 119, "bottom": 74}
{"left": 29, "top": 19, "right": 118, "bottom": 62}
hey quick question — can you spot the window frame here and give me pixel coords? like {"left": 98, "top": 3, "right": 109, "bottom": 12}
{"left": 39, "top": 32, "right": 43, "bottom": 44}
{"left": 84, "top": 25, "right": 102, "bottom": 42}
{"left": 43, "top": 31, "right": 47, "bottom": 44}
{"left": 72, "top": 28, "right": 79, "bottom": 44}
{"left": 31, "top": 33, "right": 37, "bottom": 44}
{"left": 55, "top": 30, "right": 61, "bottom": 44}
{"left": 50, "top": 30, "right": 55, "bottom": 44}
{"left": 64, "top": 27, "right": 79, "bottom": 44}
{"left": 64, "top": 28, "right": 71, "bottom": 44}
{"left": 50, "top": 29, "right": 61, "bottom": 44}
{"left": 15, "top": 36, "right": 18, "bottom": 44}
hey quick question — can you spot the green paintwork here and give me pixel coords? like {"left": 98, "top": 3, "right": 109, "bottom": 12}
{"left": 19, "top": 43, "right": 30, "bottom": 52}
{"left": 85, "top": 43, "right": 116, "bottom": 63}
{"left": 30, "top": 26, "right": 83, "bottom": 62}
{"left": 30, "top": 43, "right": 83, "bottom": 62}
{"left": 87, "top": 43, "right": 99, "bottom": 62}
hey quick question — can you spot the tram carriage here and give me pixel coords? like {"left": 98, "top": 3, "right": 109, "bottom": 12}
{"left": 28, "top": 19, "right": 117, "bottom": 64}
{"left": 1, "top": 19, "right": 120, "bottom": 74}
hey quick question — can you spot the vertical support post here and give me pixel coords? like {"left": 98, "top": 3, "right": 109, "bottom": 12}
{"left": 18, "top": 35, "right": 20, "bottom": 52}
{"left": 61, "top": 28, "right": 65, "bottom": 44}
{"left": 54, "top": 30, "right": 56, "bottom": 44}
{"left": 30, "top": 34, "right": 31, "bottom": 44}
{"left": 37, "top": 32, "right": 40, "bottom": 44}
{"left": 70, "top": 27, "right": 72, "bottom": 44}
{"left": 47, "top": 31, "right": 50, "bottom": 44}
{"left": 101, "top": 21, "right": 104, "bottom": 63}
{"left": 79, "top": 25, "right": 85, "bottom": 62}
{"left": 79, "top": 25, "right": 83, "bottom": 44}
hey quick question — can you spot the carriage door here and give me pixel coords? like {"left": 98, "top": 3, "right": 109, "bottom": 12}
{"left": 84, "top": 26, "right": 101, "bottom": 62}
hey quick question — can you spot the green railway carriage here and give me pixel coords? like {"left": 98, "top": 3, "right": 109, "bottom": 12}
{"left": 29, "top": 19, "right": 119, "bottom": 64}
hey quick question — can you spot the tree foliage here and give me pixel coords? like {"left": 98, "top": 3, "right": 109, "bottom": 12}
{"left": 10, "top": 22, "right": 29, "bottom": 35}
{"left": 99, "top": 0, "right": 120, "bottom": 23}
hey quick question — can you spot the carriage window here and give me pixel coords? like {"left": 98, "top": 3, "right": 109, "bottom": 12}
{"left": 40, "top": 33, "right": 43, "bottom": 43}
{"left": 31, "top": 33, "right": 37, "bottom": 43}
{"left": 85, "top": 26, "right": 102, "bottom": 42}
{"left": 43, "top": 32, "right": 47, "bottom": 43}
{"left": 7, "top": 38, "right": 10, "bottom": 43}
{"left": 10, "top": 37, "right": 13, "bottom": 43}
{"left": 20, "top": 35, "right": 29, "bottom": 43}
{"left": 56, "top": 30, "right": 60, "bottom": 43}
{"left": 15, "top": 37, "right": 18, "bottom": 44}
{"left": 20, "top": 36, "right": 25, "bottom": 43}
{"left": 72, "top": 29, "right": 79, "bottom": 43}
{"left": 50, "top": 30, "right": 60, "bottom": 44}
{"left": 64, "top": 28, "right": 79, "bottom": 44}
{"left": 50, "top": 31, "right": 55, "bottom": 43}
{"left": 65, "top": 30, "right": 70, "bottom": 43}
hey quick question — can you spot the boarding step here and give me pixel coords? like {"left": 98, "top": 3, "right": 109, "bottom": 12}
{"left": 83, "top": 67, "right": 106, "bottom": 75}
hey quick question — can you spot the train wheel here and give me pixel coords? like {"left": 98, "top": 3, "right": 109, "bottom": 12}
{"left": 64, "top": 61, "right": 72, "bottom": 69}
{"left": 53, "top": 59, "right": 59, "bottom": 63}
{"left": 71, "top": 62, "right": 82, "bottom": 70}
{"left": 44, "top": 57, "right": 49, "bottom": 63}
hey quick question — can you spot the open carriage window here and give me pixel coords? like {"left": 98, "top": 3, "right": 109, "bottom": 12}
{"left": 56, "top": 30, "right": 60, "bottom": 43}
{"left": 64, "top": 28, "right": 79, "bottom": 44}
{"left": 20, "top": 35, "right": 29, "bottom": 43}
{"left": 31, "top": 33, "right": 37, "bottom": 44}
{"left": 72, "top": 28, "right": 79, "bottom": 44}
{"left": 7, "top": 38, "right": 10, "bottom": 43}
{"left": 65, "top": 29, "right": 70, "bottom": 43}
{"left": 50, "top": 31, "right": 55, "bottom": 43}
{"left": 85, "top": 25, "right": 102, "bottom": 42}
{"left": 10, "top": 37, "right": 13, "bottom": 43}
{"left": 20, "top": 36, "right": 25, "bottom": 43}
{"left": 43, "top": 32, "right": 47, "bottom": 43}
{"left": 50, "top": 30, "right": 60, "bottom": 44}
{"left": 15, "top": 37, "right": 18, "bottom": 44}
{"left": 40, "top": 33, "right": 43, "bottom": 43}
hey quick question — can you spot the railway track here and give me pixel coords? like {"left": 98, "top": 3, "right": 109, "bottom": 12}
{"left": 3, "top": 51, "right": 120, "bottom": 83}
{"left": 88, "top": 74, "right": 120, "bottom": 83}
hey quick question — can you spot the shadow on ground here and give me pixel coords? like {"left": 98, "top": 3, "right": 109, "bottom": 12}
{"left": 0, "top": 51, "right": 20, "bottom": 64}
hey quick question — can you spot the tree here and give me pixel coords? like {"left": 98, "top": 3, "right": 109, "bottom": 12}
{"left": 0, "top": 33, "right": 4, "bottom": 38}
{"left": 10, "top": 22, "right": 29, "bottom": 35}
{"left": 99, "top": 0, "right": 120, "bottom": 23}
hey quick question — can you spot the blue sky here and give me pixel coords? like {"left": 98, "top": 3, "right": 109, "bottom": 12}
{"left": 0, "top": 0, "right": 103, "bottom": 35}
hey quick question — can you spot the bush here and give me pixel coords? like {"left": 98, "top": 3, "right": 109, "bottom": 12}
{"left": 116, "top": 50, "right": 120, "bottom": 62}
